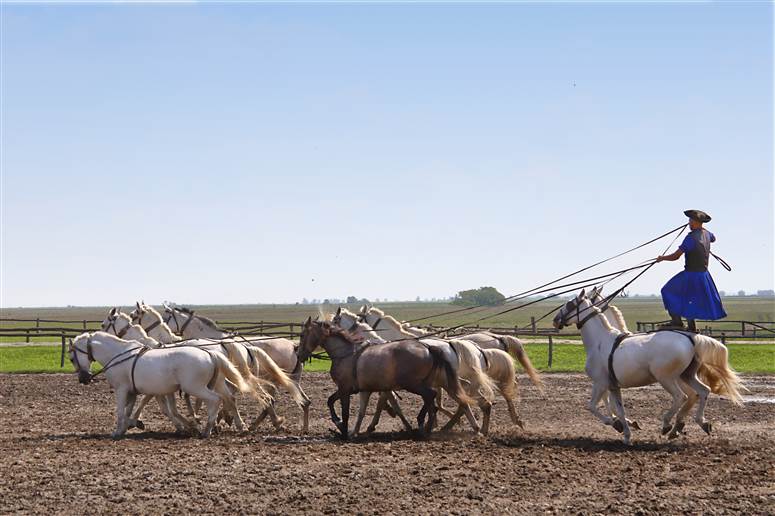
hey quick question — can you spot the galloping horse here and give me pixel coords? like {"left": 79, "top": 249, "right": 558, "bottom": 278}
{"left": 69, "top": 332, "right": 267, "bottom": 438}
{"left": 298, "top": 318, "right": 474, "bottom": 439}
{"left": 554, "top": 290, "right": 744, "bottom": 444}
{"left": 159, "top": 304, "right": 311, "bottom": 432}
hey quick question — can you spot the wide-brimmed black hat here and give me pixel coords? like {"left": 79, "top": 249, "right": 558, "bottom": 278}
{"left": 684, "top": 209, "right": 711, "bottom": 223}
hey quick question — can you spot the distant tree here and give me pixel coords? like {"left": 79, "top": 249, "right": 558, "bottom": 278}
{"left": 415, "top": 296, "right": 421, "bottom": 302}
{"left": 719, "top": 291, "right": 726, "bottom": 297}
{"left": 302, "top": 298, "right": 309, "bottom": 304}
{"left": 452, "top": 286, "right": 506, "bottom": 307}
{"left": 346, "top": 296, "right": 358, "bottom": 304}
{"left": 738, "top": 290, "right": 746, "bottom": 297}
{"left": 323, "top": 299, "right": 330, "bottom": 304}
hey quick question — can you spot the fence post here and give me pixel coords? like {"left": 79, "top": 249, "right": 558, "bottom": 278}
{"left": 531, "top": 317, "right": 536, "bottom": 334}
{"left": 60, "top": 334, "right": 66, "bottom": 368}
{"left": 259, "top": 321, "right": 264, "bottom": 335}
{"left": 26, "top": 330, "right": 30, "bottom": 343}
{"left": 83, "top": 320, "right": 87, "bottom": 330}
{"left": 548, "top": 334, "right": 553, "bottom": 369}
{"left": 36, "top": 318, "right": 40, "bottom": 334}
{"left": 741, "top": 322, "right": 745, "bottom": 337}
{"left": 289, "top": 323, "right": 294, "bottom": 338}
{"left": 720, "top": 332, "right": 726, "bottom": 345}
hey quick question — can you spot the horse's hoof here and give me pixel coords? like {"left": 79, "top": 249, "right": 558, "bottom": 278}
{"left": 135, "top": 420, "right": 145, "bottom": 430}
{"left": 661, "top": 424, "right": 672, "bottom": 435}
{"left": 630, "top": 420, "right": 641, "bottom": 430}
{"left": 667, "top": 431, "right": 680, "bottom": 440}
{"left": 515, "top": 419, "right": 525, "bottom": 430}
{"left": 365, "top": 426, "right": 376, "bottom": 434}
{"left": 613, "top": 419, "right": 624, "bottom": 433}
{"left": 701, "top": 421, "right": 712, "bottom": 435}
{"left": 272, "top": 416, "right": 286, "bottom": 430}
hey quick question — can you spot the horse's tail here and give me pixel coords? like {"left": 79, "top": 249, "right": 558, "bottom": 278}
{"left": 211, "top": 352, "right": 270, "bottom": 409}
{"left": 428, "top": 345, "right": 474, "bottom": 407}
{"left": 219, "top": 342, "right": 273, "bottom": 405}
{"left": 251, "top": 346, "right": 306, "bottom": 407}
{"left": 693, "top": 335, "right": 745, "bottom": 405}
{"left": 489, "top": 349, "right": 519, "bottom": 401}
{"left": 500, "top": 336, "right": 544, "bottom": 393}
{"left": 447, "top": 339, "right": 496, "bottom": 402}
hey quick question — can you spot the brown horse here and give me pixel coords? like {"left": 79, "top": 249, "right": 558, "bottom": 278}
{"left": 298, "top": 318, "right": 474, "bottom": 439}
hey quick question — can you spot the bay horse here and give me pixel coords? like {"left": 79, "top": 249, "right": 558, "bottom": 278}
{"left": 298, "top": 318, "right": 474, "bottom": 439}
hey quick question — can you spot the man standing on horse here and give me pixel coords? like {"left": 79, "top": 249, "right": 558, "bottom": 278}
{"left": 656, "top": 209, "right": 727, "bottom": 332}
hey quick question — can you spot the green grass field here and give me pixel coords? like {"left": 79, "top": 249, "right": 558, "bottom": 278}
{"left": 2, "top": 297, "right": 774, "bottom": 343}
{"left": 3, "top": 343, "right": 772, "bottom": 374}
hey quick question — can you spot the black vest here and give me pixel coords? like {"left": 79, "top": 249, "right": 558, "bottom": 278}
{"left": 684, "top": 229, "right": 710, "bottom": 272}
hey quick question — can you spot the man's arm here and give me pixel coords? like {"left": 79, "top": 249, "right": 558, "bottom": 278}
{"left": 656, "top": 248, "right": 684, "bottom": 262}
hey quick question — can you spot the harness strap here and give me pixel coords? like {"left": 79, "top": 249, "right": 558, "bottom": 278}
{"left": 496, "top": 336, "right": 509, "bottom": 353}
{"left": 476, "top": 345, "right": 490, "bottom": 369}
{"left": 143, "top": 320, "right": 161, "bottom": 334}
{"left": 130, "top": 347, "right": 150, "bottom": 394}
{"left": 607, "top": 333, "right": 629, "bottom": 390}
{"left": 179, "top": 312, "right": 195, "bottom": 335}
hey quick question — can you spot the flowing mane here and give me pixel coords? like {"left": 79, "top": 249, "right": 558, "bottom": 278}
{"left": 366, "top": 307, "right": 414, "bottom": 337}
{"left": 320, "top": 321, "right": 364, "bottom": 345}
{"left": 177, "top": 306, "right": 224, "bottom": 331}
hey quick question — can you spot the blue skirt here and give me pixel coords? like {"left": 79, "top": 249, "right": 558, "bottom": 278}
{"left": 661, "top": 270, "right": 727, "bottom": 320}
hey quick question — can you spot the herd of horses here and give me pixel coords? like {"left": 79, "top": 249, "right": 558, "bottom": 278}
{"left": 68, "top": 287, "right": 745, "bottom": 444}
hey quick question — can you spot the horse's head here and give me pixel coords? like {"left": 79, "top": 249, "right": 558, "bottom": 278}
{"left": 298, "top": 316, "right": 326, "bottom": 362}
{"left": 69, "top": 333, "right": 95, "bottom": 385}
{"left": 131, "top": 301, "right": 164, "bottom": 332}
{"left": 162, "top": 304, "right": 183, "bottom": 333}
{"left": 553, "top": 289, "right": 593, "bottom": 329}
{"left": 101, "top": 307, "right": 119, "bottom": 332}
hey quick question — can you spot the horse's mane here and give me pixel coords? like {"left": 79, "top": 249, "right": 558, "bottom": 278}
{"left": 366, "top": 307, "right": 414, "bottom": 337}
{"left": 607, "top": 305, "right": 629, "bottom": 332}
{"left": 320, "top": 321, "right": 363, "bottom": 346}
{"left": 176, "top": 306, "right": 223, "bottom": 331}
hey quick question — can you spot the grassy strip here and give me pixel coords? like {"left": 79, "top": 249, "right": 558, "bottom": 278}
{"left": 2, "top": 344, "right": 772, "bottom": 374}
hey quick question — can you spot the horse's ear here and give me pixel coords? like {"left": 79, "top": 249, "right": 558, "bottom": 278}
{"left": 136, "top": 301, "right": 141, "bottom": 310}
{"left": 336, "top": 307, "right": 341, "bottom": 316}
{"left": 109, "top": 307, "right": 117, "bottom": 316}
{"left": 305, "top": 316, "right": 312, "bottom": 326}
{"left": 579, "top": 288, "right": 586, "bottom": 299}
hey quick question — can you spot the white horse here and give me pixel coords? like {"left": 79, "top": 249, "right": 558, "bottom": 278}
{"left": 69, "top": 332, "right": 265, "bottom": 438}
{"left": 553, "top": 290, "right": 744, "bottom": 444}
{"left": 148, "top": 303, "right": 310, "bottom": 432}
{"left": 100, "top": 308, "right": 188, "bottom": 431}
{"left": 356, "top": 306, "right": 496, "bottom": 434}
{"left": 130, "top": 301, "right": 182, "bottom": 344}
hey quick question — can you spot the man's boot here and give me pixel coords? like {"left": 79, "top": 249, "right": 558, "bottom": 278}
{"left": 687, "top": 319, "right": 697, "bottom": 333}
{"left": 660, "top": 314, "right": 684, "bottom": 330}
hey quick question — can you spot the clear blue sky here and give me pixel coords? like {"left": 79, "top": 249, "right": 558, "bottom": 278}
{"left": 1, "top": 2, "right": 773, "bottom": 307}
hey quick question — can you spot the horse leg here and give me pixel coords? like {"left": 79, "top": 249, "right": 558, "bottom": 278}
{"left": 128, "top": 394, "right": 153, "bottom": 429}
{"left": 385, "top": 392, "right": 414, "bottom": 432}
{"left": 668, "top": 379, "right": 699, "bottom": 439}
{"left": 162, "top": 395, "right": 197, "bottom": 434}
{"left": 298, "top": 385, "right": 312, "bottom": 434}
{"left": 479, "top": 399, "right": 493, "bottom": 436}
{"left": 112, "top": 389, "right": 131, "bottom": 439}
{"left": 435, "top": 390, "right": 455, "bottom": 418}
{"left": 681, "top": 372, "right": 712, "bottom": 434}
{"left": 587, "top": 382, "right": 615, "bottom": 428}
{"left": 365, "top": 392, "right": 386, "bottom": 434}
{"left": 214, "top": 383, "right": 245, "bottom": 433}
{"left": 352, "top": 391, "right": 373, "bottom": 436}
{"left": 656, "top": 377, "right": 688, "bottom": 436}
{"left": 422, "top": 388, "right": 438, "bottom": 435}
{"left": 503, "top": 389, "right": 524, "bottom": 429}
{"left": 327, "top": 391, "right": 343, "bottom": 435}
{"left": 339, "top": 392, "right": 351, "bottom": 440}
{"left": 608, "top": 388, "right": 632, "bottom": 445}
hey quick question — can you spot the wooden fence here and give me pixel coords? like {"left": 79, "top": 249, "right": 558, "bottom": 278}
{"left": 2, "top": 316, "right": 773, "bottom": 371}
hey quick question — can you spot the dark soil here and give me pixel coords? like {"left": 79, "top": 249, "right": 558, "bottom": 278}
{"left": 1, "top": 372, "right": 773, "bottom": 514}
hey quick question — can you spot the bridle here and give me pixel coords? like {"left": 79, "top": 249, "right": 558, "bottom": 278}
{"left": 103, "top": 316, "right": 130, "bottom": 338}
{"left": 69, "top": 336, "right": 145, "bottom": 383}
{"left": 134, "top": 309, "right": 161, "bottom": 334}
{"left": 359, "top": 312, "right": 382, "bottom": 331}
{"left": 556, "top": 296, "right": 607, "bottom": 330}
{"left": 164, "top": 308, "right": 195, "bottom": 336}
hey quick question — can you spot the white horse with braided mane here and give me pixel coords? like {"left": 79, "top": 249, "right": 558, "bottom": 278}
{"left": 132, "top": 302, "right": 310, "bottom": 432}
{"left": 350, "top": 307, "right": 497, "bottom": 434}
{"left": 554, "top": 289, "right": 744, "bottom": 444}
{"left": 69, "top": 332, "right": 268, "bottom": 438}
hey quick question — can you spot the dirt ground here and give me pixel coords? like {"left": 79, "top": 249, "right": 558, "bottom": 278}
{"left": 0, "top": 372, "right": 773, "bottom": 515}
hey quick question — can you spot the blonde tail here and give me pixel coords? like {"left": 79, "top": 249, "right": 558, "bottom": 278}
{"left": 448, "top": 339, "right": 497, "bottom": 403}
{"left": 694, "top": 335, "right": 745, "bottom": 405}
{"left": 219, "top": 342, "right": 273, "bottom": 407}
{"left": 251, "top": 346, "right": 306, "bottom": 407}
{"left": 212, "top": 353, "right": 271, "bottom": 410}
{"left": 504, "top": 336, "right": 544, "bottom": 393}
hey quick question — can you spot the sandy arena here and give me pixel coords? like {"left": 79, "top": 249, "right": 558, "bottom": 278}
{"left": 1, "top": 372, "right": 773, "bottom": 514}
